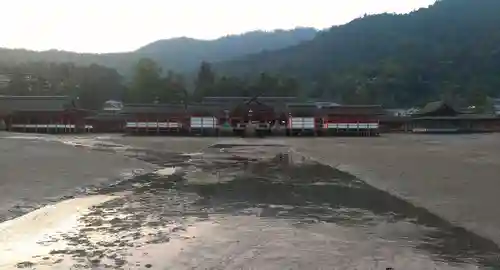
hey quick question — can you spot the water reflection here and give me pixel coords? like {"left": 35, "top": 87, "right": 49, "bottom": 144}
{"left": 181, "top": 147, "right": 500, "bottom": 268}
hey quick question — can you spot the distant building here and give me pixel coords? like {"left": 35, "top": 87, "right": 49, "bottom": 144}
{"left": 385, "top": 108, "right": 420, "bottom": 117}
{"left": 387, "top": 109, "right": 408, "bottom": 117}
{"left": 83, "top": 100, "right": 126, "bottom": 133}
{"left": 0, "top": 95, "right": 91, "bottom": 133}
{"left": 493, "top": 98, "right": 500, "bottom": 116}
{"left": 120, "top": 103, "right": 188, "bottom": 135}
{"left": 0, "top": 74, "right": 11, "bottom": 89}
{"left": 102, "top": 100, "right": 124, "bottom": 111}
{"left": 409, "top": 101, "right": 500, "bottom": 133}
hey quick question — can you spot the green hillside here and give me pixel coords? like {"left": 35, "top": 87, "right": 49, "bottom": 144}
{"left": 216, "top": 0, "right": 500, "bottom": 108}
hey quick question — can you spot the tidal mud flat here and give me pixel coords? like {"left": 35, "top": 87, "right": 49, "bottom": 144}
{"left": 0, "top": 133, "right": 155, "bottom": 222}
{"left": 290, "top": 134, "right": 500, "bottom": 247}
{"left": 0, "top": 133, "right": 499, "bottom": 269}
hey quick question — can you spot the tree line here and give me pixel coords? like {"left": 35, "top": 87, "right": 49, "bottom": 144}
{"left": 0, "top": 59, "right": 302, "bottom": 110}
{"left": 1, "top": 54, "right": 497, "bottom": 114}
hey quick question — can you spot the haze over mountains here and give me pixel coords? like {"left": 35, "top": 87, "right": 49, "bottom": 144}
{"left": 0, "top": 28, "right": 318, "bottom": 75}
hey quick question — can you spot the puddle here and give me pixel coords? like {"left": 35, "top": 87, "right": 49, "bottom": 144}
{"left": 155, "top": 167, "right": 178, "bottom": 176}
{"left": 2, "top": 141, "right": 500, "bottom": 269}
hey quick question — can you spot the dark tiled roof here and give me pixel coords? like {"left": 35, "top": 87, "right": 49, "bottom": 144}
{"left": 232, "top": 102, "right": 273, "bottom": 112}
{"left": 202, "top": 96, "right": 298, "bottom": 107}
{"left": 379, "top": 115, "right": 412, "bottom": 123}
{"left": 319, "top": 105, "right": 385, "bottom": 116}
{"left": 85, "top": 112, "right": 126, "bottom": 121}
{"left": 0, "top": 96, "right": 76, "bottom": 113}
{"left": 203, "top": 96, "right": 297, "bottom": 102}
{"left": 202, "top": 97, "right": 246, "bottom": 103}
{"left": 229, "top": 101, "right": 279, "bottom": 118}
{"left": 413, "top": 115, "right": 499, "bottom": 120}
{"left": 201, "top": 97, "right": 298, "bottom": 115}
{"left": 286, "top": 104, "right": 319, "bottom": 116}
{"left": 416, "top": 101, "right": 459, "bottom": 116}
{"left": 121, "top": 104, "right": 187, "bottom": 115}
{"left": 186, "top": 104, "right": 225, "bottom": 116}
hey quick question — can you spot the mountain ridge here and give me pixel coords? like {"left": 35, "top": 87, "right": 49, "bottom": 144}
{"left": 0, "top": 27, "right": 318, "bottom": 75}
{"left": 214, "top": 0, "right": 500, "bottom": 107}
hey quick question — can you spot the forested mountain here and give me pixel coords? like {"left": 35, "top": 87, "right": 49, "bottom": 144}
{"left": 215, "top": 0, "right": 500, "bottom": 108}
{"left": 0, "top": 28, "right": 317, "bottom": 75}
{"left": 3, "top": 0, "right": 500, "bottom": 110}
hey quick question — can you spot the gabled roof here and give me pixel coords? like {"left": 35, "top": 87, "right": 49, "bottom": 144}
{"left": 418, "top": 101, "right": 447, "bottom": 114}
{"left": 415, "top": 101, "right": 459, "bottom": 116}
{"left": 0, "top": 95, "right": 76, "bottom": 113}
{"left": 232, "top": 99, "right": 274, "bottom": 111}
{"left": 120, "top": 103, "right": 187, "bottom": 115}
{"left": 319, "top": 105, "right": 385, "bottom": 116}
{"left": 202, "top": 96, "right": 298, "bottom": 107}
{"left": 201, "top": 96, "right": 294, "bottom": 115}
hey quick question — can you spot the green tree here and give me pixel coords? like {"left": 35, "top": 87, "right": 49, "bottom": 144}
{"left": 160, "top": 71, "right": 188, "bottom": 104}
{"left": 193, "top": 61, "right": 216, "bottom": 100}
{"left": 127, "top": 58, "right": 164, "bottom": 103}
{"left": 212, "top": 76, "right": 247, "bottom": 96}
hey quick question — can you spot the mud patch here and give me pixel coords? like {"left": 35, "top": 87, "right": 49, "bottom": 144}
{"left": 179, "top": 152, "right": 500, "bottom": 268}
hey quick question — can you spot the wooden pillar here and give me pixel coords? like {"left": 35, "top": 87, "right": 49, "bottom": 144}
{"left": 165, "top": 116, "right": 169, "bottom": 135}
{"left": 157, "top": 117, "right": 160, "bottom": 134}
{"left": 189, "top": 116, "right": 193, "bottom": 136}
{"left": 135, "top": 117, "right": 139, "bottom": 134}
{"left": 357, "top": 120, "right": 360, "bottom": 136}
{"left": 24, "top": 117, "right": 28, "bottom": 133}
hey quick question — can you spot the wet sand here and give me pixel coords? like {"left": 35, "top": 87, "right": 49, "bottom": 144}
{"left": 289, "top": 134, "right": 500, "bottom": 246}
{"left": 1, "top": 133, "right": 500, "bottom": 269}
{"left": 0, "top": 133, "right": 155, "bottom": 222}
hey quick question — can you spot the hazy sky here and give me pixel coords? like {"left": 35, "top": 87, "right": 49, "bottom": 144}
{"left": 2, "top": 0, "right": 436, "bottom": 53}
